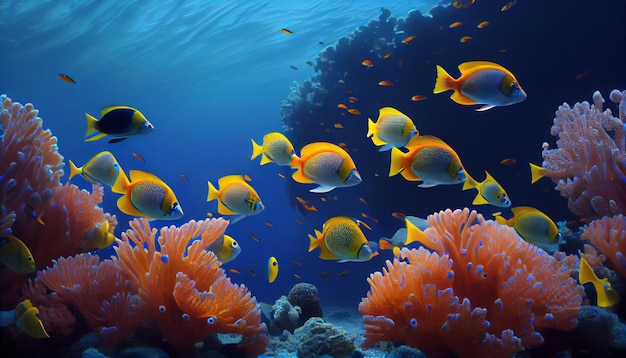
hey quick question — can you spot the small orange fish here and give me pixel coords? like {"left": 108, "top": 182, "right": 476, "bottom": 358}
{"left": 132, "top": 152, "right": 145, "bottom": 162}
{"left": 319, "top": 272, "right": 332, "bottom": 278}
{"left": 292, "top": 260, "right": 302, "bottom": 266}
{"left": 337, "top": 103, "right": 348, "bottom": 110}
{"left": 477, "top": 21, "right": 489, "bottom": 28}
{"left": 229, "top": 268, "right": 241, "bottom": 274}
{"left": 244, "top": 174, "right": 252, "bottom": 181}
{"left": 347, "top": 109, "right": 361, "bottom": 115}
{"left": 248, "top": 269, "right": 256, "bottom": 277}
{"left": 358, "top": 197, "right": 368, "bottom": 205}
{"left": 402, "top": 35, "right": 415, "bottom": 44}
{"left": 337, "top": 271, "right": 349, "bottom": 277}
{"left": 576, "top": 69, "right": 593, "bottom": 80}
{"left": 460, "top": 36, "right": 473, "bottom": 43}
{"left": 362, "top": 59, "right": 374, "bottom": 68}
{"left": 181, "top": 173, "right": 189, "bottom": 183}
{"left": 378, "top": 80, "right": 394, "bottom": 86}
{"left": 498, "top": 49, "right": 508, "bottom": 53}
{"left": 334, "top": 123, "right": 344, "bottom": 129}
{"left": 500, "top": 158, "right": 517, "bottom": 166}
{"left": 411, "top": 95, "right": 427, "bottom": 102}
{"left": 348, "top": 96, "right": 359, "bottom": 103}
{"left": 449, "top": 21, "right": 463, "bottom": 28}
{"left": 249, "top": 233, "right": 260, "bottom": 242}
{"left": 294, "top": 274, "right": 302, "bottom": 280}
{"left": 501, "top": 0, "right": 516, "bottom": 11}
{"left": 281, "top": 28, "right": 293, "bottom": 34}
{"left": 452, "top": 0, "right": 475, "bottom": 8}
{"left": 398, "top": 59, "right": 404, "bottom": 67}
{"left": 361, "top": 213, "right": 378, "bottom": 224}
{"left": 392, "top": 212, "right": 406, "bottom": 220}
{"left": 277, "top": 173, "right": 286, "bottom": 179}
{"left": 58, "top": 73, "right": 76, "bottom": 84}
{"left": 338, "top": 142, "right": 349, "bottom": 152}
{"left": 357, "top": 219, "right": 373, "bottom": 231}
{"left": 383, "top": 53, "right": 392, "bottom": 59}
{"left": 265, "top": 222, "right": 273, "bottom": 227}
{"left": 345, "top": 89, "right": 353, "bottom": 94}
{"left": 290, "top": 65, "right": 298, "bottom": 70}
{"left": 296, "top": 196, "right": 319, "bottom": 212}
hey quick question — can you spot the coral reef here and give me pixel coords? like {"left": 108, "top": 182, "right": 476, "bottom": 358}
{"left": 359, "top": 208, "right": 583, "bottom": 358}
{"left": 269, "top": 295, "right": 301, "bottom": 334}
{"left": 537, "top": 89, "right": 626, "bottom": 220}
{"left": 581, "top": 214, "right": 626, "bottom": 278}
{"left": 287, "top": 282, "right": 323, "bottom": 325}
{"left": 294, "top": 317, "right": 355, "bottom": 358}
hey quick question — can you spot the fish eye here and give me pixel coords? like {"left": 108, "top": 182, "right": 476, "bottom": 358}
{"left": 231, "top": 241, "right": 238, "bottom": 248}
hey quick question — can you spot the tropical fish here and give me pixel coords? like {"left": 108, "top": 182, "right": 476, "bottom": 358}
{"left": 463, "top": 171, "right": 511, "bottom": 207}
{"left": 411, "top": 95, "right": 427, "bottom": 102}
{"left": 529, "top": 162, "right": 550, "bottom": 184}
{"left": 379, "top": 216, "right": 429, "bottom": 250}
{"left": 308, "top": 216, "right": 377, "bottom": 262}
{"left": 251, "top": 132, "right": 295, "bottom": 166}
{"left": 389, "top": 135, "right": 466, "bottom": 188}
{"left": 449, "top": 21, "right": 463, "bottom": 28}
{"left": 494, "top": 206, "right": 559, "bottom": 248}
{"left": 0, "top": 234, "right": 36, "bottom": 273}
{"left": 362, "top": 59, "right": 374, "bottom": 68}
{"left": 0, "top": 299, "right": 50, "bottom": 339}
{"left": 281, "top": 28, "right": 293, "bottom": 34}
{"left": 268, "top": 256, "right": 278, "bottom": 283}
{"left": 68, "top": 151, "right": 130, "bottom": 189}
{"left": 477, "top": 21, "right": 489, "bottom": 28}
{"left": 113, "top": 170, "right": 183, "bottom": 220}
{"left": 84, "top": 105, "right": 154, "bottom": 143}
{"left": 433, "top": 61, "right": 527, "bottom": 111}
{"left": 58, "top": 73, "right": 76, "bottom": 84}
{"left": 579, "top": 256, "right": 620, "bottom": 308}
{"left": 378, "top": 80, "right": 394, "bottom": 86}
{"left": 459, "top": 36, "right": 473, "bottom": 43}
{"left": 367, "top": 107, "right": 418, "bottom": 151}
{"left": 402, "top": 35, "right": 415, "bottom": 44}
{"left": 347, "top": 109, "right": 361, "bottom": 115}
{"left": 80, "top": 219, "right": 116, "bottom": 252}
{"left": 500, "top": 158, "right": 516, "bottom": 166}
{"left": 290, "top": 142, "right": 362, "bottom": 193}
{"left": 207, "top": 175, "right": 264, "bottom": 224}
{"left": 452, "top": 0, "right": 475, "bottom": 8}
{"left": 501, "top": 0, "right": 516, "bottom": 11}
{"left": 132, "top": 152, "right": 145, "bottom": 162}
{"left": 208, "top": 234, "right": 241, "bottom": 263}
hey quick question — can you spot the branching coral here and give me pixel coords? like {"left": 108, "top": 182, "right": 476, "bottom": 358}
{"left": 537, "top": 89, "right": 626, "bottom": 220}
{"left": 359, "top": 208, "right": 583, "bottom": 358}
{"left": 581, "top": 214, "right": 626, "bottom": 278}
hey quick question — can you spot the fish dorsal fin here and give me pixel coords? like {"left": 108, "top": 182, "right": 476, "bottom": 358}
{"left": 300, "top": 142, "right": 342, "bottom": 158}
{"left": 101, "top": 105, "right": 134, "bottom": 116}
{"left": 129, "top": 170, "right": 163, "bottom": 184}
{"left": 379, "top": 107, "right": 409, "bottom": 119}
{"left": 457, "top": 61, "right": 499, "bottom": 72}
{"left": 218, "top": 175, "right": 246, "bottom": 188}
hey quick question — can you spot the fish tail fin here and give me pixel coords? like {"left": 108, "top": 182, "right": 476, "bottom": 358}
{"left": 366, "top": 118, "right": 376, "bottom": 138}
{"left": 207, "top": 181, "right": 219, "bottom": 202}
{"left": 462, "top": 170, "right": 479, "bottom": 191}
{"left": 250, "top": 139, "right": 264, "bottom": 161}
{"left": 405, "top": 217, "right": 432, "bottom": 247}
{"left": 529, "top": 163, "right": 545, "bottom": 184}
{"left": 84, "top": 113, "right": 106, "bottom": 142}
{"left": 389, "top": 147, "right": 406, "bottom": 177}
{"left": 308, "top": 230, "right": 323, "bottom": 252}
{"left": 433, "top": 65, "right": 456, "bottom": 94}
{"left": 68, "top": 160, "right": 81, "bottom": 181}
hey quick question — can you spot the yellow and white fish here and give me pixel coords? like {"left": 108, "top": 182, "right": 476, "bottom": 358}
{"left": 308, "top": 216, "right": 377, "bottom": 262}
{"left": 251, "top": 132, "right": 295, "bottom": 166}
{"left": 367, "top": 107, "right": 418, "bottom": 151}
{"left": 579, "top": 256, "right": 620, "bottom": 308}
{"left": 207, "top": 175, "right": 264, "bottom": 224}
{"left": 85, "top": 105, "right": 154, "bottom": 143}
{"left": 268, "top": 256, "right": 279, "bottom": 283}
{"left": 208, "top": 234, "right": 241, "bottom": 263}
{"left": 79, "top": 219, "right": 117, "bottom": 252}
{"left": 434, "top": 61, "right": 527, "bottom": 111}
{"left": 290, "top": 142, "right": 362, "bottom": 193}
{"left": 389, "top": 135, "right": 465, "bottom": 187}
{"left": 463, "top": 171, "right": 511, "bottom": 207}
{"left": 113, "top": 170, "right": 183, "bottom": 220}
{"left": 69, "top": 151, "right": 130, "bottom": 189}
{"left": 0, "top": 299, "right": 49, "bottom": 339}
{"left": 494, "top": 206, "right": 559, "bottom": 250}
{"left": 0, "top": 234, "right": 36, "bottom": 273}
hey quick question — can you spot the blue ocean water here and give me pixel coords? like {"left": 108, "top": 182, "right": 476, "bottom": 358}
{"left": 1, "top": 0, "right": 626, "bottom": 357}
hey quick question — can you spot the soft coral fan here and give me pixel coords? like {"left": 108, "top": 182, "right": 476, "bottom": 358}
{"left": 359, "top": 208, "right": 583, "bottom": 358}
{"left": 538, "top": 89, "right": 626, "bottom": 220}
{"left": 581, "top": 214, "right": 626, "bottom": 277}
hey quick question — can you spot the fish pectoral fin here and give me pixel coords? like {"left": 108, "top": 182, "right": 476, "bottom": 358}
{"left": 377, "top": 145, "right": 393, "bottom": 152}
{"left": 227, "top": 214, "right": 246, "bottom": 225}
{"left": 108, "top": 137, "right": 128, "bottom": 144}
{"left": 450, "top": 91, "right": 477, "bottom": 105}
{"left": 475, "top": 104, "right": 496, "bottom": 112}
{"left": 417, "top": 182, "right": 438, "bottom": 188}
{"left": 259, "top": 154, "right": 273, "bottom": 165}
{"left": 116, "top": 195, "right": 146, "bottom": 217}
{"left": 310, "top": 185, "right": 335, "bottom": 193}
{"left": 217, "top": 200, "right": 239, "bottom": 215}
{"left": 291, "top": 168, "right": 315, "bottom": 184}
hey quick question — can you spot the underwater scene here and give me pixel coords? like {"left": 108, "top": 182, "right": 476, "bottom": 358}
{"left": 1, "top": 0, "right": 626, "bottom": 357}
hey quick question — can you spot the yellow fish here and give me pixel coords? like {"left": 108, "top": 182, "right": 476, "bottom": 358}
{"left": 268, "top": 256, "right": 278, "bottom": 283}
{"left": 207, "top": 175, "right": 264, "bottom": 224}
{"left": 15, "top": 299, "right": 49, "bottom": 339}
{"left": 367, "top": 107, "right": 418, "bottom": 151}
{"left": 529, "top": 162, "right": 550, "bottom": 184}
{"left": 68, "top": 151, "right": 130, "bottom": 188}
{"left": 208, "top": 234, "right": 241, "bottom": 263}
{"left": 308, "top": 216, "right": 377, "bottom": 262}
{"left": 113, "top": 170, "right": 184, "bottom": 220}
{"left": 434, "top": 61, "right": 527, "bottom": 111}
{"left": 79, "top": 219, "right": 117, "bottom": 252}
{"left": 494, "top": 206, "right": 558, "bottom": 247}
{"left": 85, "top": 105, "right": 154, "bottom": 143}
{"left": 579, "top": 256, "right": 620, "bottom": 308}
{"left": 379, "top": 216, "right": 428, "bottom": 250}
{"left": 0, "top": 234, "right": 36, "bottom": 273}
{"left": 251, "top": 132, "right": 295, "bottom": 166}
{"left": 463, "top": 171, "right": 511, "bottom": 207}
{"left": 290, "top": 142, "right": 362, "bottom": 193}
{"left": 389, "top": 135, "right": 465, "bottom": 187}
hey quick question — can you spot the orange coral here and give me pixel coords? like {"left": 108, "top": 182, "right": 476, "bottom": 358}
{"left": 359, "top": 208, "right": 583, "bottom": 358}
{"left": 113, "top": 218, "right": 268, "bottom": 354}
{"left": 581, "top": 214, "right": 626, "bottom": 277}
